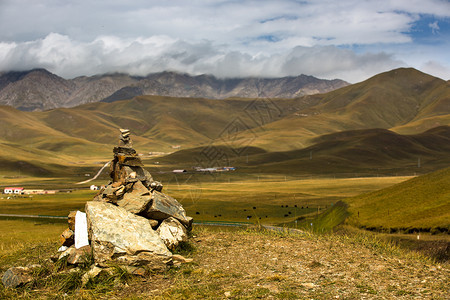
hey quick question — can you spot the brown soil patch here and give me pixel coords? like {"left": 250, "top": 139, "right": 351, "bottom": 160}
{"left": 104, "top": 228, "right": 449, "bottom": 299}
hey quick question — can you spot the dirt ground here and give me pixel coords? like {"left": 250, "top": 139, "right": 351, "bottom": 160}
{"left": 99, "top": 228, "right": 449, "bottom": 299}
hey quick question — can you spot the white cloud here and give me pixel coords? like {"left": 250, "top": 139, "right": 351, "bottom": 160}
{"left": 0, "top": 0, "right": 449, "bottom": 82}
{"left": 421, "top": 61, "right": 450, "bottom": 80}
{"left": 429, "top": 21, "right": 440, "bottom": 34}
{"left": 2, "top": 0, "right": 449, "bottom": 48}
{"left": 0, "top": 33, "right": 407, "bottom": 82}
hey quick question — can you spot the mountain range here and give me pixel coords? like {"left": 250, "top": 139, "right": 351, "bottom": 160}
{"left": 0, "top": 67, "right": 449, "bottom": 177}
{"left": 0, "top": 69, "right": 348, "bottom": 111}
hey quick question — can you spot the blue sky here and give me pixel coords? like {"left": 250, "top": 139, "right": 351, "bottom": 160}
{"left": 0, "top": 0, "right": 449, "bottom": 82}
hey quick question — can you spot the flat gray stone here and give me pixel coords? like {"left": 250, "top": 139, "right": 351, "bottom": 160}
{"left": 144, "top": 191, "right": 192, "bottom": 228}
{"left": 116, "top": 180, "right": 152, "bottom": 214}
{"left": 2, "top": 267, "right": 33, "bottom": 288}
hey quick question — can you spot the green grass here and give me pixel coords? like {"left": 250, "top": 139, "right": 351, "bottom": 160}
{"left": 0, "top": 176, "right": 409, "bottom": 226}
{"left": 2, "top": 168, "right": 447, "bottom": 233}
{"left": 345, "top": 166, "right": 450, "bottom": 231}
{"left": 292, "top": 201, "right": 350, "bottom": 233}
{"left": 161, "top": 175, "right": 409, "bottom": 225}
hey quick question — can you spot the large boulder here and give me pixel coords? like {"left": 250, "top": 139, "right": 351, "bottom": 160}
{"left": 144, "top": 191, "right": 193, "bottom": 229}
{"left": 85, "top": 201, "right": 172, "bottom": 268}
{"left": 157, "top": 217, "right": 188, "bottom": 250}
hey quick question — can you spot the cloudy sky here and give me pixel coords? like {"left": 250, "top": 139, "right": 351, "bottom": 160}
{"left": 0, "top": 0, "right": 449, "bottom": 83}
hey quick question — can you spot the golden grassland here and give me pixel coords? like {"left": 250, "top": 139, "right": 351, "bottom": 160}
{"left": 165, "top": 175, "right": 412, "bottom": 224}
{"left": 1, "top": 170, "right": 448, "bottom": 232}
{"left": 0, "top": 175, "right": 412, "bottom": 261}
{"left": 1, "top": 175, "right": 410, "bottom": 224}
{"left": 0, "top": 220, "right": 65, "bottom": 257}
{"left": 0, "top": 190, "right": 95, "bottom": 216}
{"left": 0, "top": 172, "right": 449, "bottom": 298}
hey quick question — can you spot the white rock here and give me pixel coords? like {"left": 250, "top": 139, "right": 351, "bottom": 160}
{"left": 157, "top": 217, "right": 188, "bottom": 250}
{"left": 58, "top": 246, "right": 68, "bottom": 252}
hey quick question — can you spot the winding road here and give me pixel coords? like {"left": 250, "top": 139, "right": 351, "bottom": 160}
{"left": 75, "top": 161, "right": 110, "bottom": 185}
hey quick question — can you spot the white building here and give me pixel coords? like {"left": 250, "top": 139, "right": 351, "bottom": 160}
{"left": 3, "top": 187, "right": 24, "bottom": 194}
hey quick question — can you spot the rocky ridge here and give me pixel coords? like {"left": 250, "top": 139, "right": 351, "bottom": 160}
{"left": 0, "top": 69, "right": 137, "bottom": 111}
{"left": 0, "top": 69, "right": 348, "bottom": 111}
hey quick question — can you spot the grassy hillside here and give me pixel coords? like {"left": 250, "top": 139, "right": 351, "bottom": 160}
{"left": 0, "top": 68, "right": 449, "bottom": 177}
{"left": 233, "top": 68, "right": 450, "bottom": 149}
{"left": 217, "top": 126, "right": 450, "bottom": 176}
{"left": 345, "top": 166, "right": 450, "bottom": 231}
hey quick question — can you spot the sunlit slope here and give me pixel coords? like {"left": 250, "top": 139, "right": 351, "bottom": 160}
{"left": 0, "top": 96, "right": 315, "bottom": 174}
{"left": 0, "top": 138, "right": 101, "bottom": 176}
{"left": 345, "top": 167, "right": 450, "bottom": 231}
{"left": 232, "top": 68, "right": 450, "bottom": 150}
{"left": 45, "top": 95, "right": 317, "bottom": 150}
{"left": 0, "top": 106, "right": 113, "bottom": 159}
{"left": 2, "top": 67, "right": 448, "bottom": 154}
{"left": 252, "top": 127, "right": 450, "bottom": 174}
{"left": 315, "top": 68, "right": 448, "bottom": 126}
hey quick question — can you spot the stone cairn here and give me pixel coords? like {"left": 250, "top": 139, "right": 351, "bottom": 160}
{"left": 1, "top": 130, "right": 193, "bottom": 288}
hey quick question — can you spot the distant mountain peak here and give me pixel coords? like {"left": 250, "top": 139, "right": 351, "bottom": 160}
{"left": 0, "top": 68, "right": 349, "bottom": 111}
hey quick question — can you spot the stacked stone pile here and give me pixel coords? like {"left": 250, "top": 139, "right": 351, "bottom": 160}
{"left": 1, "top": 130, "right": 193, "bottom": 288}
{"left": 60, "top": 129, "right": 194, "bottom": 267}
